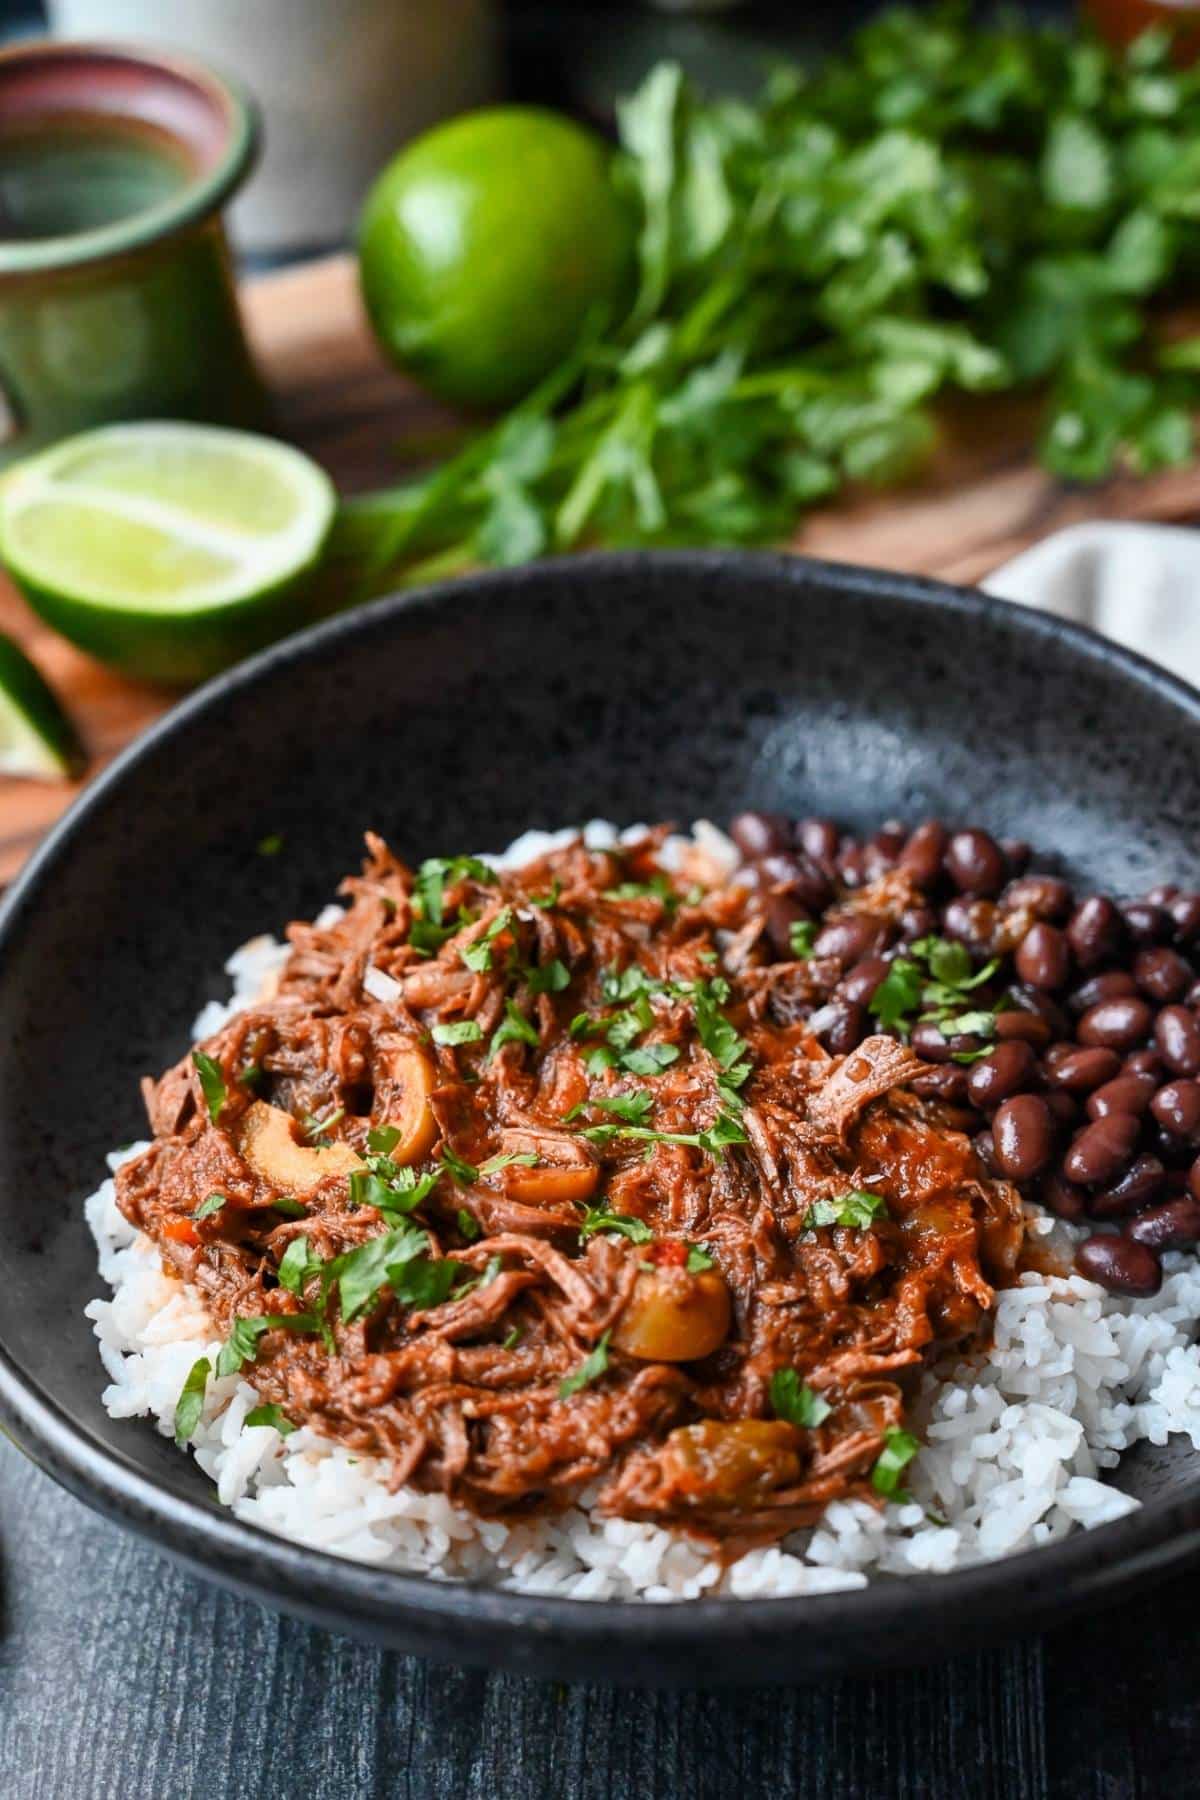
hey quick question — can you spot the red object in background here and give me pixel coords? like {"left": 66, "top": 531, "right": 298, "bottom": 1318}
{"left": 1086, "top": 0, "right": 1200, "bottom": 58}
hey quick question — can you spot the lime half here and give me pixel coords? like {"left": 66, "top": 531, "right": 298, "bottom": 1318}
{"left": 0, "top": 424, "right": 337, "bottom": 684}
{"left": 0, "top": 632, "right": 84, "bottom": 779}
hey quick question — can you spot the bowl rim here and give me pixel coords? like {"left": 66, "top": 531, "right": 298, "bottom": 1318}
{"left": 4, "top": 546, "right": 1200, "bottom": 1670}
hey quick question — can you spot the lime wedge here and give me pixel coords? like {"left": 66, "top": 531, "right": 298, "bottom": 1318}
{"left": 0, "top": 632, "right": 85, "bottom": 779}
{"left": 0, "top": 424, "right": 337, "bottom": 685}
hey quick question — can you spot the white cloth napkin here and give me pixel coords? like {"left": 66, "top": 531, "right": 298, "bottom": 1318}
{"left": 985, "top": 521, "right": 1200, "bottom": 693}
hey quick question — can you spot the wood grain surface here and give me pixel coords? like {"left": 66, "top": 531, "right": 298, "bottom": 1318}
{"left": 4, "top": 1430, "right": 1200, "bottom": 1800}
{"left": 1, "top": 252, "right": 1198, "bottom": 886}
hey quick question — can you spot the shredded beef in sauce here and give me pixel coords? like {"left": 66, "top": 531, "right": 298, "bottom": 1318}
{"left": 117, "top": 829, "right": 1024, "bottom": 1544}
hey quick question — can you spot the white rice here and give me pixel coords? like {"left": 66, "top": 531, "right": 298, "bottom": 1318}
{"left": 83, "top": 820, "right": 1200, "bottom": 1601}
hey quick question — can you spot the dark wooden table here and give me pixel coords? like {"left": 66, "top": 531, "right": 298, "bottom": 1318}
{"left": 1, "top": 1431, "right": 1198, "bottom": 1799}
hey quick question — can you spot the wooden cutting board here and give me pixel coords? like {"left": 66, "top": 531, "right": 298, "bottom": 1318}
{"left": 1, "top": 250, "right": 1198, "bottom": 885}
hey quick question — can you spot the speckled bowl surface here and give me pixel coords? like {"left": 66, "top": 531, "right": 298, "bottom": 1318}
{"left": 2, "top": 549, "right": 1199, "bottom": 1686}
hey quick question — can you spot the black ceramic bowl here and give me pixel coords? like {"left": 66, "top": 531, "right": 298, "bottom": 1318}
{"left": 3, "top": 550, "right": 1200, "bottom": 1688}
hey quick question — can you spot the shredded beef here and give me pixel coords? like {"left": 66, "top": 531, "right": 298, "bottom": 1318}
{"left": 117, "top": 829, "right": 1024, "bottom": 1543}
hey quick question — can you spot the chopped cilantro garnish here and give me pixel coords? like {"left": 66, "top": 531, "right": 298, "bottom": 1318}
{"left": 693, "top": 980, "right": 752, "bottom": 1096}
{"left": 770, "top": 1367, "right": 832, "bottom": 1429}
{"left": 349, "top": 1163, "right": 440, "bottom": 1219}
{"left": 193, "top": 1051, "right": 227, "bottom": 1125}
{"left": 302, "top": 1104, "right": 345, "bottom": 1143}
{"left": 457, "top": 1207, "right": 481, "bottom": 1242}
{"left": 433, "top": 1019, "right": 484, "bottom": 1046}
{"left": 439, "top": 1143, "right": 480, "bottom": 1185}
{"left": 491, "top": 1000, "right": 539, "bottom": 1055}
{"left": 278, "top": 1234, "right": 323, "bottom": 1294}
{"left": 174, "top": 1355, "right": 211, "bottom": 1445}
{"left": 216, "top": 1312, "right": 319, "bottom": 1377}
{"left": 529, "top": 879, "right": 561, "bottom": 908}
{"left": 193, "top": 1193, "right": 226, "bottom": 1222}
{"left": 789, "top": 919, "right": 817, "bottom": 958}
{"left": 804, "top": 1190, "right": 888, "bottom": 1230}
{"left": 460, "top": 907, "right": 513, "bottom": 973}
{"left": 567, "top": 1088, "right": 654, "bottom": 1126}
{"left": 501, "top": 1325, "right": 523, "bottom": 1350}
{"left": 256, "top": 833, "right": 284, "bottom": 857}
{"left": 559, "top": 1329, "right": 612, "bottom": 1399}
{"left": 579, "top": 1106, "right": 746, "bottom": 1160}
{"left": 245, "top": 1402, "right": 296, "bottom": 1436}
{"left": 602, "top": 874, "right": 677, "bottom": 906}
{"left": 271, "top": 1197, "right": 308, "bottom": 1219}
{"left": 872, "top": 1427, "right": 920, "bottom": 1498}
{"left": 325, "top": 1225, "right": 430, "bottom": 1323}
{"left": 578, "top": 1206, "right": 653, "bottom": 1243}
{"left": 367, "top": 1125, "right": 401, "bottom": 1155}
{"left": 526, "top": 957, "right": 571, "bottom": 995}
{"left": 620, "top": 1042, "right": 681, "bottom": 1076}
{"left": 586, "top": 1046, "right": 618, "bottom": 1075}
{"left": 686, "top": 1243, "right": 715, "bottom": 1273}
{"left": 869, "top": 936, "right": 1002, "bottom": 1045}
{"left": 477, "top": 1150, "right": 540, "bottom": 1175}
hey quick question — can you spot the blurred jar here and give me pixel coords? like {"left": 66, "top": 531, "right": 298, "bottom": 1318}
{"left": 1085, "top": 0, "right": 1200, "bottom": 57}
{"left": 46, "top": 0, "right": 500, "bottom": 257}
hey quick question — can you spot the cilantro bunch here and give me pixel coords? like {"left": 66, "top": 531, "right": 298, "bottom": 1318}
{"left": 331, "top": 6, "right": 1200, "bottom": 593}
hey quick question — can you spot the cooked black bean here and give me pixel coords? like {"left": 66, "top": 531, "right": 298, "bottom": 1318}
{"left": 838, "top": 955, "right": 891, "bottom": 1007}
{"left": 910, "top": 1065, "right": 969, "bottom": 1104}
{"left": 836, "top": 844, "right": 868, "bottom": 888}
{"left": 872, "top": 820, "right": 907, "bottom": 860}
{"left": 808, "top": 999, "right": 866, "bottom": 1055}
{"left": 910, "top": 1020, "right": 982, "bottom": 1063}
{"left": 1168, "top": 891, "right": 1200, "bottom": 947}
{"left": 1068, "top": 970, "right": 1139, "bottom": 1014}
{"left": 1126, "top": 1195, "right": 1200, "bottom": 1251}
{"left": 794, "top": 817, "right": 840, "bottom": 866}
{"left": 1044, "top": 1090, "right": 1081, "bottom": 1129}
{"left": 759, "top": 852, "right": 833, "bottom": 914}
{"left": 1075, "top": 1234, "right": 1162, "bottom": 1297}
{"left": 897, "top": 820, "right": 948, "bottom": 890}
{"left": 1086, "top": 1074, "right": 1156, "bottom": 1121}
{"left": 966, "top": 1041, "right": 1037, "bottom": 1111}
{"left": 992, "top": 1094, "right": 1055, "bottom": 1179}
{"left": 1015, "top": 922, "right": 1070, "bottom": 991}
{"left": 1151, "top": 1125, "right": 1198, "bottom": 1171}
{"left": 898, "top": 905, "right": 938, "bottom": 943}
{"left": 1066, "top": 896, "right": 1124, "bottom": 970}
{"left": 764, "top": 893, "right": 810, "bottom": 960}
{"left": 1076, "top": 996, "right": 1153, "bottom": 1052}
{"left": 1151, "top": 1079, "right": 1200, "bottom": 1142}
{"left": 1187, "top": 980, "right": 1200, "bottom": 1011}
{"left": 1090, "top": 1155, "right": 1165, "bottom": 1220}
{"left": 1040, "top": 1170, "right": 1087, "bottom": 1221}
{"left": 1121, "top": 900, "right": 1174, "bottom": 945}
{"left": 1132, "top": 946, "right": 1193, "bottom": 1004}
{"left": 1189, "top": 1155, "right": 1200, "bottom": 1204}
{"left": 1147, "top": 884, "right": 1179, "bottom": 907}
{"left": 1155, "top": 1006, "right": 1200, "bottom": 1076}
{"left": 941, "top": 896, "right": 996, "bottom": 953}
{"left": 730, "top": 811, "right": 792, "bottom": 860}
{"left": 972, "top": 1129, "right": 997, "bottom": 1174}
{"left": 1124, "top": 1047, "right": 1165, "bottom": 1080}
{"left": 944, "top": 828, "right": 1006, "bottom": 897}
{"left": 1044, "top": 1044, "right": 1122, "bottom": 1094}
{"left": 994, "top": 1009, "right": 1053, "bottom": 1048}
{"left": 1002, "top": 874, "right": 1074, "bottom": 921}
{"left": 1063, "top": 1113, "right": 1140, "bottom": 1186}
{"left": 1001, "top": 839, "right": 1031, "bottom": 876}
{"left": 811, "top": 914, "right": 881, "bottom": 966}
{"left": 1009, "top": 985, "right": 1071, "bottom": 1038}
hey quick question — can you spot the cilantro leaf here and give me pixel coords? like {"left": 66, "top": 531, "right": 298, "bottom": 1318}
{"left": 215, "top": 1312, "right": 318, "bottom": 1377}
{"left": 174, "top": 1356, "right": 211, "bottom": 1445}
{"left": 872, "top": 1426, "right": 920, "bottom": 1497}
{"left": 769, "top": 1368, "right": 832, "bottom": 1429}
{"left": 526, "top": 957, "right": 571, "bottom": 995}
{"left": 433, "top": 1019, "right": 484, "bottom": 1046}
{"left": 578, "top": 1206, "right": 654, "bottom": 1243}
{"left": 460, "top": 906, "right": 513, "bottom": 973}
{"left": 278, "top": 1234, "right": 323, "bottom": 1294}
{"left": 193, "top": 1193, "right": 226, "bottom": 1222}
{"left": 245, "top": 1403, "right": 296, "bottom": 1436}
{"left": 559, "top": 1330, "right": 612, "bottom": 1399}
{"left": 326, "top": 1226, "right": 429, "bottom": 1323}
{"left": 789, "top": 919, "right": 817, "bottom": 958}
{"left": 804, "top": 1190, "right": 888, "bottom": 1230}
{"left": 620, "top": 1042, "right": 681, "bottom": 1076}
{"left": 193, "top": 1052, "right": 227, "bottom": 1125}
{"left": 439, "top": 1144, "right": 479, "bottom": 1185}
{"left": 491, "top": 1000, "right": 539, "bottom": 1056}
{"left": 686, "top": 1243, "right": 715, "bottom": 1272}
{"left": 367, "top": 1125, "right": 402, "bottom": 1155}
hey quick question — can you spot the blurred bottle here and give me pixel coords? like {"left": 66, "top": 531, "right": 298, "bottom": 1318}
{"left": 47, "top": 0, "right": 500, "bottom": 257}
{"left": 1085, "top": 0, "right": 1200, "bottom": 58}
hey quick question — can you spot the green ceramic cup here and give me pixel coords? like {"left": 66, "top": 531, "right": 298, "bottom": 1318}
{"left": 0, "top": 39, "right": 264, "bottom": 464}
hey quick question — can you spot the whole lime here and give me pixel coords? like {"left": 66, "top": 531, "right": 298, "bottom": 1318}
{"left": 357, "top": 108, "right": 634, "bottom": 411}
